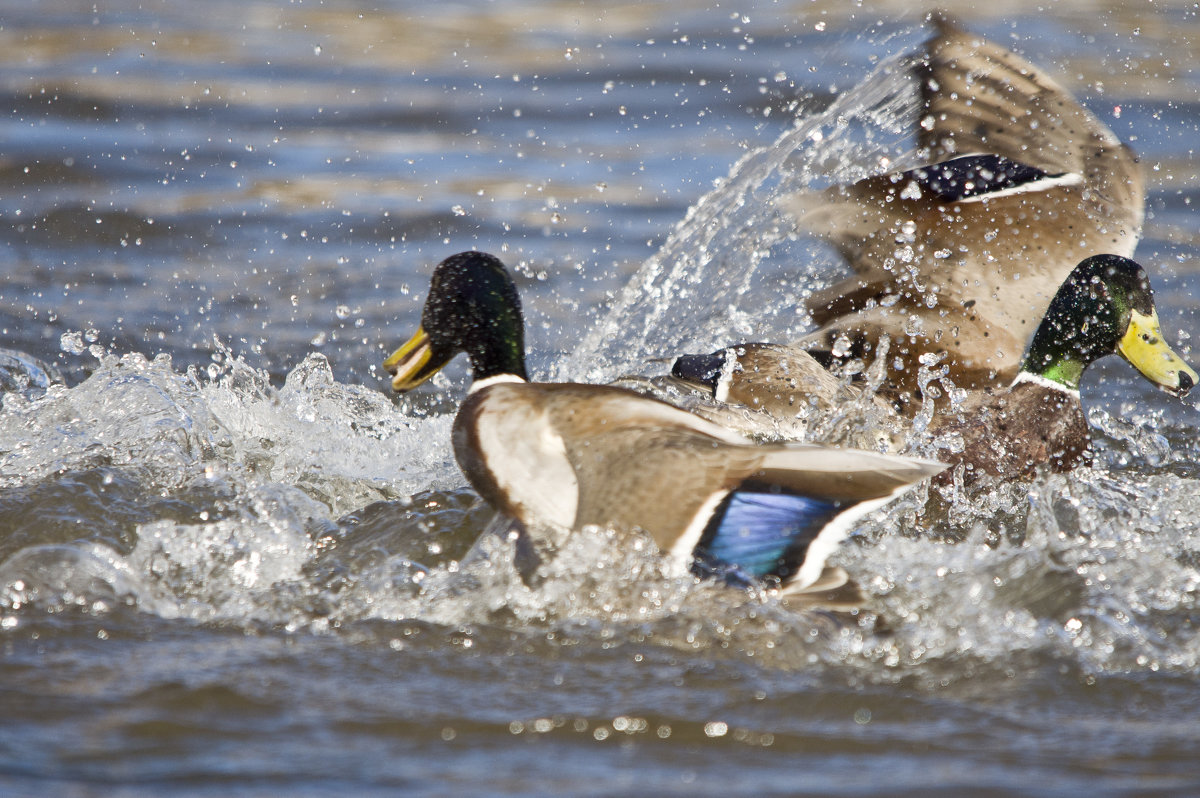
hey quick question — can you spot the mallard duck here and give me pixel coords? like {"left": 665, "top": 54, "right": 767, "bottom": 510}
{"left": 384, "top": 252, "right": 944, "bottom": 595}
{"left": 671, "top": 342, "right": 894, "bottom": 418}
{"left": 658, "top": 340, "right": 904, "bottom": 450}
{"left": 673, "top": 255, "right": 1195, "bottom": 480}
{"left": 925, "top": 254, "right": 1194, "bottom": 480}
{"left": 781, "top": 17, "right": 1145, "bottom": 401}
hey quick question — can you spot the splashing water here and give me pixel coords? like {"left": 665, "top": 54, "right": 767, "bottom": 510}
{"left": 565, "top": 43, "right": 925, "bottom": 384}
{"left": 0, "top": 340, "right": 1194, "bottom": 682}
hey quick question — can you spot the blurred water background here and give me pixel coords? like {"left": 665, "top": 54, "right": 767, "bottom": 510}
{"left": 2, "top": 1, "right": 1200, "bottom": 795}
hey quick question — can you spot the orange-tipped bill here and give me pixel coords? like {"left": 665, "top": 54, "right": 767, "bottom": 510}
{"left": 1118, "top": 310, "right": 1197, "bottom": 397}
{"left": 384, "top": 325, "right": 444, "bottom": 392}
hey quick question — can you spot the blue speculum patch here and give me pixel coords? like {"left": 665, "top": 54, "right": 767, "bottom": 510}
{"left": 695, "top": 488, "right": 843, "bottom": 582}
{"left": 903, "top": 153, "right": 1060, "bottom": 202}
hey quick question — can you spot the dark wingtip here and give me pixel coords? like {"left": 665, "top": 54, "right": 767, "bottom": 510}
{"left": 670, "top": 351, "right": 725, "bottom": 391}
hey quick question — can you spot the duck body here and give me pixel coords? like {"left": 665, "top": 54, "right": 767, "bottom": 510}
{"left": 454, "top": 376, "right": 935, "bottom": 588}
{"left": 675, "top": 18, "right": 1156, "bottom": 421}
{"left": 386, "top": 252, "right": 945, "bottom": 594}
{"left": 781, "top": 18, "right": 1144, "bottom": 399}
{"left": 665, "top": 341, "right": 904, "bottom": 449}
{"left": 670, "top": 342, "right": 895, "bottom": 418}
{"left": 927, "top": 377, "right": 1089, "bottom": 481}
{"left": 665, "top": 21, "right": 1196, "bottom": 483}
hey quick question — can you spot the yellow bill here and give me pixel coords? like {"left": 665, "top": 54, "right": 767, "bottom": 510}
{"left": 1118, "top": 309, "right": 1197, "bottom": 397}
{"left": 384, "top": 325, "right": 441, "bottom": 392}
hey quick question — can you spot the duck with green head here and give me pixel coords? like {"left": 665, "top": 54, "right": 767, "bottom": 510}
{"left": 669, "top": 18, "right": 1169, "bottom": 433}
{"left": 385, "top": 251, "right": 945, "bottom": 597}
{"left": 926, "top": 254, "right": 1195, "bottom": 480}
{"left": 674, "top": 254, "right": 1195, "bottom": 481}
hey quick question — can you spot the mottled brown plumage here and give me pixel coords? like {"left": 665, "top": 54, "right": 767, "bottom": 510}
{"left": 453, "top": 379, "right": 934, "bottom": 554}
{"left": 927, "top": 380, "right": 1090, "bottom": 483}
{"left": 664, "top": 341, "right": 903, "bottom": 447}
{"left": 675, "top": 342, "right": 896, "bottom": 417}
{"left": 783, "top": 18, "right": 1144, "bottom": 400}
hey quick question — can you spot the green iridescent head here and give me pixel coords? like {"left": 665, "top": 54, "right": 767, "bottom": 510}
{"left": 384, "top": 252, "right": 528, "bottom": 391}
{"left": 1022, "top": 254, "right": 1195, "bottom": 396}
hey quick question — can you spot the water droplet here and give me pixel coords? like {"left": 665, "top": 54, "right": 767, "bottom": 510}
{"left": 704, "top": 721, "right": 728, "bottom": 737}
{"left": 60, "top": 331, "right": 84, "bottom": 354}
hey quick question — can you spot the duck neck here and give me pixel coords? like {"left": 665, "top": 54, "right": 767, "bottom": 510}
{"left": 1011, "top": 370, "right": 1081, "bottom": 396}
{"left": 1016, "top": 349, "right": 1085, "bottom": 391}
{"left": 467, "top": 372, "right": 527, "bottom": 394}
{"left": 466, "top": 323, "right": 529, "bottom": 384}
{"left": 1018, "top": 309, "right": 1110, "bottom": 392}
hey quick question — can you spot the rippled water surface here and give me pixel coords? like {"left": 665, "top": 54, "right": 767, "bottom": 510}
{"left": 3, "top": 1, "right": 1200, "bottom": 795}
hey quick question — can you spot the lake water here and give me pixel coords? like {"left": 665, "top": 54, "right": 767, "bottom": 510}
{"left": 3, "top": 1, "right": 1200, "bottom": 795}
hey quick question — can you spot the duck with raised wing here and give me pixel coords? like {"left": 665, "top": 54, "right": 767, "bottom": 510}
{"left": 384, "top": 252, "right": 945, "bottom": 596}
{"left": 780, "top": 17, "right": 1146, "bottom": 402}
